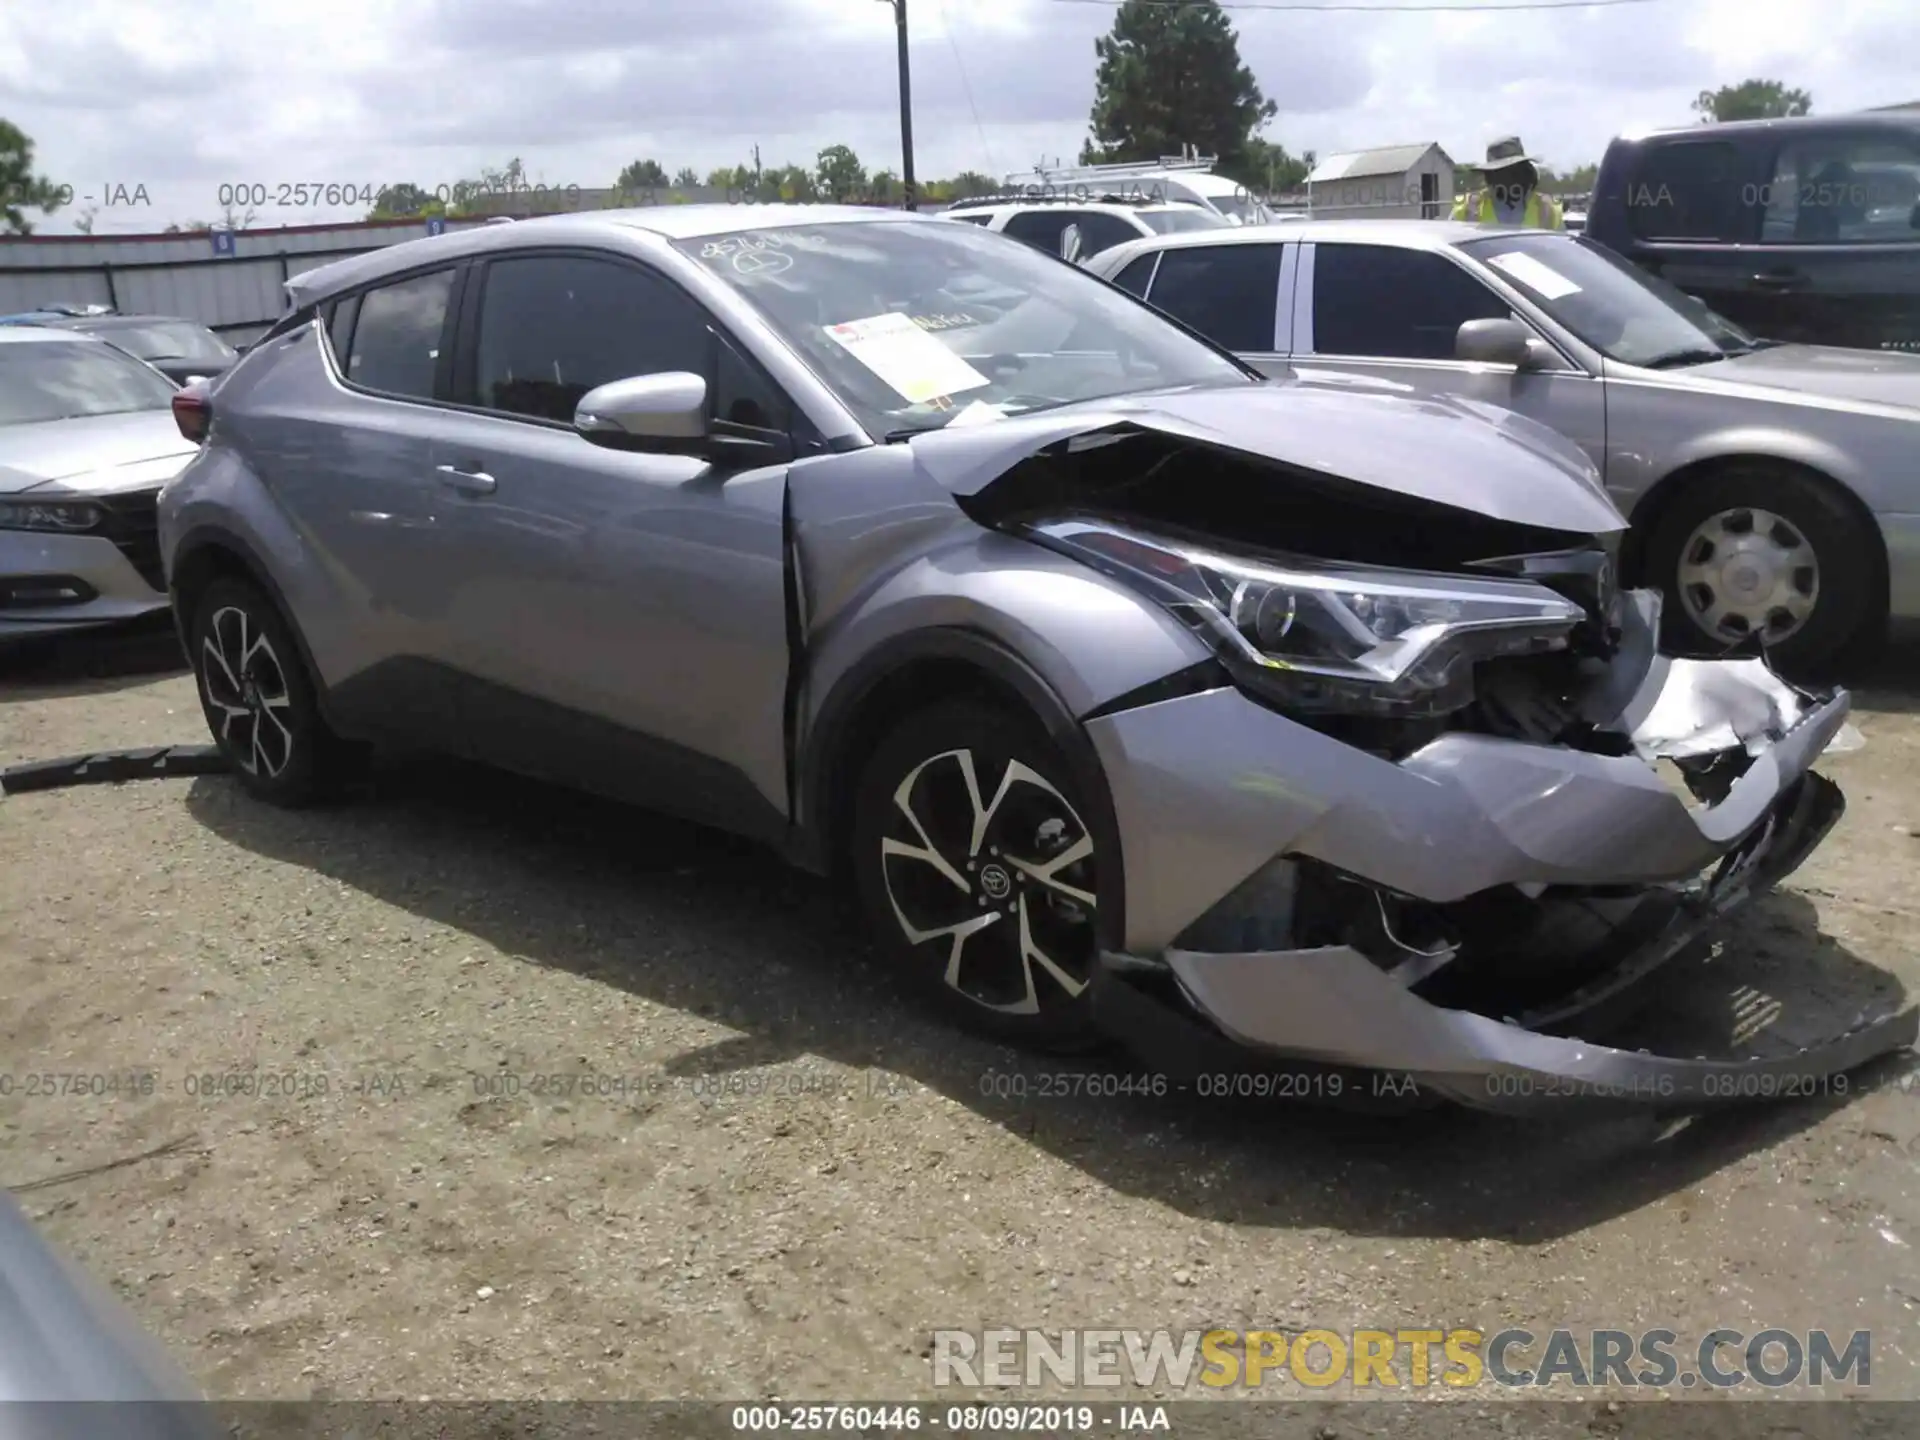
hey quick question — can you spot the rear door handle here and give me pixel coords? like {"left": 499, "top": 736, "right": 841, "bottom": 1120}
{"left": 434, "top": 463, "right": 497, "bottom": 495}
{"left": 1750, "top": 271, "right": 1807, "bottom": 290}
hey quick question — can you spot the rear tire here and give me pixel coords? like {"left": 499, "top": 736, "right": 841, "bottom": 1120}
{"left": 1639, "top": 465, "right": 1878, "bottom": 677}
{"left": 851, "top": 700, "right": 1104, "bottom": 1051}
{"left": 188, "top": 577, "right": 346, "bottom": 806}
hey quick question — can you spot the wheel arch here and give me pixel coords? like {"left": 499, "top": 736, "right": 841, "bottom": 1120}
{"left": 169, "top": 524, "right": 344, "bottom": 732}
{"left": 793, "top": 627, "right": 1127, "bottom": 954}
{"left": 1622, "top": 452, "right": 1889, "bottom": 620}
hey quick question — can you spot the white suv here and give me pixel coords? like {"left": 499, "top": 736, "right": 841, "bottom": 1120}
{"left": 942, "top": 197, "right": 1230, "bottom": 261}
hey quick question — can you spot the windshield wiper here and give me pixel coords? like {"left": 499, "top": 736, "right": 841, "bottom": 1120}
{"left": 1639, "top": 346, "right": 1727, "bottom": 371}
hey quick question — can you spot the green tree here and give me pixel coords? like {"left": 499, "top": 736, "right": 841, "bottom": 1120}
{"left": 1693, "top": 79, "right": 1811, "bottom": 123}
{"left": 368, "top": 182, "right": 440, "bottom": 219}
{"left": 772, "top": 164, "right": 817, "bottom": 202}
{"left": 1243, "top": 136, "right": 1309, "bottom": 193}
{"left": 616, "top": 158, "right": 670, "bottom": 191}
{"left": 867, "top": 169, "right": 900, "bottom": 204}
{"left": 671, "top": 166, "right": 699, "bottom": 188}
{"left": 814, "top": 144, "right": 867, "bottom": 201}
{"left": 949, "top": 170, "right": 997, "bottom": 199}
{"left": 1080, "top": 0, "right": 1275, "bottom": 180}
{"left": 1, "top": 119, "right": 65, "bottom": 234}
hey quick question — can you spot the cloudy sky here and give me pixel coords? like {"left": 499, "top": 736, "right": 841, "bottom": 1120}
{"left": 2, "top": 0, "right": 1914, "bottom": 233}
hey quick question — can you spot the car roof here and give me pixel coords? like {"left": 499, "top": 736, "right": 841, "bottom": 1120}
{"left": 1096, "top": 217, "right": 1537, "bottom": 255}
{"left": 283, "top": 203, "right": 932, "bottom": 309}
{"left": 1617, "top": 112, "right": 1920, "bottom": 144}
{"left": 945, "top": 201, "right": 1173, "bottom": 218}
{"left": 0, "top": 324, "right": 111, "bottom": 346}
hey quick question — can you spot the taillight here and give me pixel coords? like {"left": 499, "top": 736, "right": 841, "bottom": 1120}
{"left": 172, "top": 382, "right": 211, "bottom": 443}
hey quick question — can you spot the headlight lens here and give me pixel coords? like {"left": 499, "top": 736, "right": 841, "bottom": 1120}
{"left": 0, "top": 499, "right": 105, "bottom": 533}
{"left": 1028, "top": 517, "right": 1586, "bottom": 717}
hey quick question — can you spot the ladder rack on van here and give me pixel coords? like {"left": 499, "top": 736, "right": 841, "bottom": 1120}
{"left": 1005, "top": 155, "right": 1220, "bottom": 185}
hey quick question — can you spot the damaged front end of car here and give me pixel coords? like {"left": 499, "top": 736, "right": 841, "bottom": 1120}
{"left": 877, "top": 385, "right": 1915, "bottom": 1113}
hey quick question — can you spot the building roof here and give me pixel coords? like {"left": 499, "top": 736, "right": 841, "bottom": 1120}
{"left": 1307, "top": 144, "right": 1451, "bottom": 184}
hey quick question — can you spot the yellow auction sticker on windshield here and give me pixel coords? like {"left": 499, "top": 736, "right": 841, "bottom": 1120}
{"left": 823, "top": 311, "right": 991, "bottom": 405}
{"left": 1486, "top": 251, "right": 1581, "bottom": 300}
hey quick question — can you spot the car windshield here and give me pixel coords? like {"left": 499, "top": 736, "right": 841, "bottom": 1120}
{"left": 1137, "top": 208, "right": 1231, "bottom": 235}
{"left": 1458, "top": 232, "right": 1757, "bottom": 368}
{"left": 0, "top": 339, "right": 179, "bottom": 424}
{"left": 676, "top": 217, "right": 1254, "bottom": 438}
{"left": 86, "top": 320, "right": 235, "bottom": 362}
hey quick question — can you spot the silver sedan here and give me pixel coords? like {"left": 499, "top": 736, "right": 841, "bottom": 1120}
{"left": 1082, "top": 219, "right": 1920, "bottom": 674}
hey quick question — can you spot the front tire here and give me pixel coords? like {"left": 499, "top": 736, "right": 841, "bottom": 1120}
{"left": 188, "top": 577, "right": 345, "bottom": 806}
{"left": 1640, "top": 465, "right": 1877, "bottom": 676}
{"left": 851, "top": 700, "right": 1104, "bottom": 1050}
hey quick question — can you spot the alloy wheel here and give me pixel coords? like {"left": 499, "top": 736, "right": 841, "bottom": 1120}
{"left": 199, "top": 604, "right": 296, "bottom": 778}
{"left": 1675, "top": 506, "right": 1819, "bottom": 647}
{"left": 877, "top": 746, "right": 1098, "bottom": 1015}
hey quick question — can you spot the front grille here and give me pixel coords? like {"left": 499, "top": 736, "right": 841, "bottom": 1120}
{"left": 93, "top": 488, "right": 166, "bottom": 592}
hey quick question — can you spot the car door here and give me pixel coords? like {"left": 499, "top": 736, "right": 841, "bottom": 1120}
{"left": 1135, "top": 241, "right": 1292, "bottom": 375}
{"left": 1293, "top": 240, "right": 1608, "bottom": 473}
{"left": 1604, "top": 136, "right": 1758, "bottom": 329}
{"left": 426, "top": 249, "right": 798, "bottom": 840}
{"left": 1749, "top": 129, "right": 1920, "bottom": 351}
{"left": 245, "top": 264, "right": 473, "bottom": 741}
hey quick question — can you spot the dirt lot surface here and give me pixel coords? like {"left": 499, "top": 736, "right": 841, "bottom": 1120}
{"left": 5, "top": 624, "right": 1920, "bottom": 1421}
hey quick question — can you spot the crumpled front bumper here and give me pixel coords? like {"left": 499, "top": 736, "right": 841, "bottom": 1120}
{"left": 1082, "top": 600, "right": 1917, "bottom": 1113}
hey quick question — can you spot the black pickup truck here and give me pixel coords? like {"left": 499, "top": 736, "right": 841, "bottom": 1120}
{"left": 1585, "top": 112, "right": 1920, "bottom": 352}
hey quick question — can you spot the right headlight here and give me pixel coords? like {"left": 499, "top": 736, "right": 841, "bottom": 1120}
{"left": 1027, "top": 517, "right": 1586, "bottom": 718}
{"left": 0, "top": 499, "right": 105, "bottom": 534}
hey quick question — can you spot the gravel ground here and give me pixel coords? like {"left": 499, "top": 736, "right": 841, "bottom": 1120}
{"left": 4, "top": 624, "right": 1920, "bottom": 1416}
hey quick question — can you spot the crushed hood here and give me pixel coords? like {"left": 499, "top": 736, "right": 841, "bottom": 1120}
{"left": 0, "top": 410, "right": 198, "bottom": 496}
{"left": 902, "top": 380, "right": 1628, "bottom": 536}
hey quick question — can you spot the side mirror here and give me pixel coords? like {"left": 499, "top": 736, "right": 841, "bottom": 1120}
{"left": 575, "top": 372, "right": 709, "bottom": 451}
{"left": 1456, "top": 317, "right": 1540, "bottom": 369}
{"left": 1060, "top": 224, "right": 1084, "bottom": 263}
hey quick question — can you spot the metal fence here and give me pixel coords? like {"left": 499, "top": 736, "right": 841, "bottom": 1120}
{"left": 0, "top": 217, "right": 493, "bottom": 346}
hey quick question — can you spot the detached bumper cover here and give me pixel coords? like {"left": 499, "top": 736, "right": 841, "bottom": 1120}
{"left": 1084, "top": 623, "right": 1914, "bottom": 1113}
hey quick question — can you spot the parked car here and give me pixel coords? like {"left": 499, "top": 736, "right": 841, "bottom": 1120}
{"left": 156, "top": 205, "right": 1910, "bottom": 1110}
{"left": 1082, "top": 219, "right": 1920, "bottom": 672}
{"left": 0, "top": 1192, "right": 221, "bottom": 1436}
{"left": 0, "top": 311, "right": 239, "bottom": 387}
{"left": 1, "top": 327, "right": 198, "bottom": 645}
{"left": 1585, "top": 113, "right": 1920, "bottom": 352}
{"left": 943, "top": 194, "right": 1230, "bottom": 261}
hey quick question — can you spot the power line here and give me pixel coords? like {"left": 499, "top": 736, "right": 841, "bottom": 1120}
{"left": 935, "top": 0, "right": 997, "bottom": 176}
{"left": 1051, "top": 0, "right": 1667, "bottom": 13}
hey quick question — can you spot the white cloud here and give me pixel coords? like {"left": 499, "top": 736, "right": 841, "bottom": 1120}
{"left": 0, "top": 0, "right": 1914, "bottom": 232}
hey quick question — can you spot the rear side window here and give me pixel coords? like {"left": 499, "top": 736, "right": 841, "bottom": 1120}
{"left": 1145, "top": 244, "right": 1283, "bottom": 351}
{"left": 1111, "top": 253, "right": 1159, "bottom": 297}
{"left": 471, "top": 253, "right": 711, "bottom": 422}
{"left": 1000, "top": 210, "right": 1073, "bottom": 253}
{"left": 1063, "top": 211, "right": 1144, "bottom": 256}
{"left": 1310, "top": 244, "right": 1508, "bottom": 360}
{"left": 346, "top": 270, "right": 454, "bottom": 398}
{"left": 1759, "top": 135, "right": 1920, "bottom": 244}
{"left": 1625, "top": 140, "right": 1742, "bottom": 241}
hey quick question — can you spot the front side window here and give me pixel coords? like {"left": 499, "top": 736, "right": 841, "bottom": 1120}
{"left": 0, "top": 339, "right": 179, "bottom": 425}
{"left": 471, "top": 254, "right": 710, "bottom": 422}
{"left": 1311, "top": 244, "right": 1508, "bottom": 359}
{"left": 1759, "top": 136, "right": 1920, "bottom": 243}
{"left": 675, "top": 218, "right": 1253, "bottom": 440}
{"left": 1111, "top": 253, "right": 1159, "bottom": 297}
{"left": 1145, "top": 244, "right": 1283, "bottom": 351}
{"left": 999, "top": 210, "right": 1074, "bottom": 253}
{"left": 1625, "top": 140, "right": 1742, "bottom": 241}
{"left": 346, "top": 269, "right": 455, "bottom": 399}
{"left": 1459, "top": 232, "right": 1754, "bottom": 368}
{"left": 1062, "top": 211, "right": 1145, "bottom": 256}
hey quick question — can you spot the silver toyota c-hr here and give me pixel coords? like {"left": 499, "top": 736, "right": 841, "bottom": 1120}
{"left": 156, "top": 205, "right": 1915, "bottom": 1112}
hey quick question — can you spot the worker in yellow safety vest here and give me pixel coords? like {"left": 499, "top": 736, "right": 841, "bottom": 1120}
{"left": 1452, "top": 135, "right": 1565, "bottom": 229}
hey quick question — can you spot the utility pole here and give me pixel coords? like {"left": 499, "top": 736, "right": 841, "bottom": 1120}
{"left": 878, "top": 0, "right": 916, "bottom": 209}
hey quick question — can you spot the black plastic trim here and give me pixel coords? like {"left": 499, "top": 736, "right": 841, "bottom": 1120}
{"left": 1080, "top": 660, "right": 1230, "bottom": 721}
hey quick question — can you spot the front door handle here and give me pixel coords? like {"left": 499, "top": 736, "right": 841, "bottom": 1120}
{"left": 1750, "top": 271, "right": 1806, "bottom": 290}
{"left": 434, "top": 463, "right": 497, "bottom": 495}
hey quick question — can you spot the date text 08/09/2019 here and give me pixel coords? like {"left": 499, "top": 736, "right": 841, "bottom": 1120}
{"left": 729, "top": 1404, "right": 1168, "bottom": 1432}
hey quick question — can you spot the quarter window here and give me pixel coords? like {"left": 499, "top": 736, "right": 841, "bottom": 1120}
{"left": 345, "top": 269, "right": 455, "bottom": 399}
{"left": 1144, "top": 244, "right": 1283, "bottom": 351}
{"left": 1310, "top": 244, "right": 1509, "bottom": 360}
